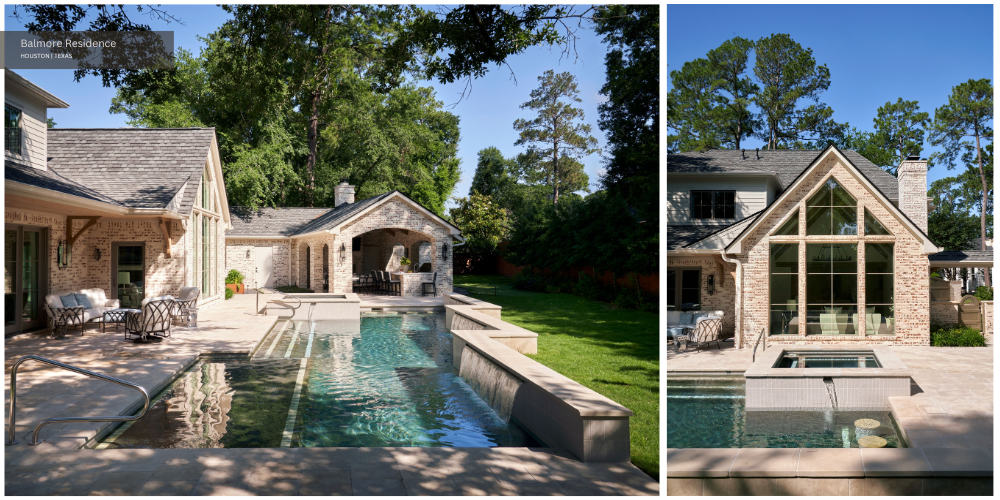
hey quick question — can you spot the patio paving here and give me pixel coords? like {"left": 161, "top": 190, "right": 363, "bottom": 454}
{"left": 5, "top": 293, "right": 656, "bottom": 495}
{"left": 667, "top": 341, "right": 994, "bottom": 451}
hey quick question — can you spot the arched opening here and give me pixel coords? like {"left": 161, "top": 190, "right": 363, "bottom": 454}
{"left": 351, "top": 228, "right": 435, "bottom": 278}
{"left": 322, "top": 244, "right": 329, "bottom": 292}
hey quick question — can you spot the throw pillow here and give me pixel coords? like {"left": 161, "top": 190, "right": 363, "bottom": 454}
{"left": 678, "top": 312, "right": 693, "bottom": 325}
{"left": 74, "top": 293, "right": 94, "bottom": 309}
{"left": 59, "top": 294, "right": 79, "bottom": 308}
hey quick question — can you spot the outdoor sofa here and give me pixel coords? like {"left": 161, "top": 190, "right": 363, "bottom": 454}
{"left": 44, "top": 288, "right": 121, "bottom": 332}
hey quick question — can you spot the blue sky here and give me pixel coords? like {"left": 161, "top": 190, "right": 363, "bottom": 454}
{"left": 667, "top": 4, "right": 994, "bottom": 187}
{"left": 3, "top": 4, "right": 611, "bottom": 211}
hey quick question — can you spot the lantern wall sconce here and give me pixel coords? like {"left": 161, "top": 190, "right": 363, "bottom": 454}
{"left": 442, "top": 243, "right": 449, "bottom": 259}
{"left": 246, "top": 249, "right": 251, "bottom": 259}
{"left": 340, "top": 242, "right": 347, "bottom": 262}
{"left": 57, "top": 240, "right": 72, "bottom": 268}
{"left": 93, "top": 247, "right": 102, "bottom": 262}
{"left": 707, "top": 274, "right": 715, "bottom": 295}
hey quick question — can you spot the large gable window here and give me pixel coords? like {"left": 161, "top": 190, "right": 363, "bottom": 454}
{"left": 806, "top": 243, "right": 858, "bottom": 335}
{"left": 806, "top": 178, "right": 856, "bottom": 235}
{"left": 5, "top": 105, "right": 21, "bottom": 155}
{"left": 691, "top": 190, "right": 735, "bottom": 220}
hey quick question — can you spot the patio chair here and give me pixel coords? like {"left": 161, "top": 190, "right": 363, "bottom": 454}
{"left": 172, "top": 287, "right": 200, "bottom": 324}
{"left": 385, "top": 271, "right": 401, "bottom": 296}
{"left": 687, "top": 316, "right": 723, "bottom": 350}
{"left": 422, "top": 272, "right": 437, "bottom": 297}
{"left": 125, "top": 296, "right": 175, "bottom": 342}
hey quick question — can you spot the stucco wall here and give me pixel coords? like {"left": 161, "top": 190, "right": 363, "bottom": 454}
{"left": 734, "top": 155, "right": 930, "bottom": 347}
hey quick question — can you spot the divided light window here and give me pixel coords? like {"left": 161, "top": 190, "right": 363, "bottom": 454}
{"left": 667, "top": 268, "right": 701, "bottom": 311}
{"left": 806, "top": 178, "right": 857, "bottom": 235}
{"left": 806, "top": 243, "right": 858, "bottom": 335}
{"left": 690, "top": 190, "right": 735, "bottom": 220}
{"left": 5, "top": 105, "right": 22, "bottom": 155}
{"left": 769, "top": 244, "right": 799, "bottom": 335}
{"left": 773, "top": 209, "right": 800, "bottom": 235}
{"left": 865, "top": 243, "right": 895, "bottom": 335}
{"left": 202, "top": 176, "right": 210, "bottom": 210}
{"left": 865, "top": 209, "right": 891, "bottom": 235}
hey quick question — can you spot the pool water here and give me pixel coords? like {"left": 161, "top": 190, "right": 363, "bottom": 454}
{"left": 776, "top": 351, "right": 881, "bottom": 368}
{"left": 98, "top": 312, "right": 537, "bottom": 449}
{"left": 667, "top": 377, "right": 903, "bottom": 449}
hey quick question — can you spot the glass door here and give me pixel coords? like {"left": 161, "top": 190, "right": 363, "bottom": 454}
{"left": 5, "top": 225, "right": 48, "bottom": 335}
{"left": 113, "top": 242, "right": 145, "bottom": 309}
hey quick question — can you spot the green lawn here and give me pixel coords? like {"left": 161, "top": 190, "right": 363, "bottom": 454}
{"left": 454, "top": 275, "right": 660, "bottom": 478}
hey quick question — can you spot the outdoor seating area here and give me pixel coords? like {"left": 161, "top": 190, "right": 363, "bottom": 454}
{"left": 666, "top": 310, "right": 726, "bottom": 351}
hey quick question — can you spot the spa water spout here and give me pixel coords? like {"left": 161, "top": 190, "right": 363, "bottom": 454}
{"left": 823, "top": 377, "right": 838, "bottom": 410}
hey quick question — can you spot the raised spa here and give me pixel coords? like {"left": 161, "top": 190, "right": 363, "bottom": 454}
{"left": 775, "top": 350, "right": 881, "bottom": 369}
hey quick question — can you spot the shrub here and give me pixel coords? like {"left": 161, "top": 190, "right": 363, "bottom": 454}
{"left": 225, "top": 287, "right": 234, "bottom": 300}
{"left": 930, "top": 324, "right": 986, "bottom": 347}
{"left": 400, "top": 257, "right": 412, "bottom": 266}
{"left": 226, "top": 269, "right": 245, "bottom": 285}
{"left": 975, "top": 286, "right": 993, "bottom": 301}
{"left": 512, "top": 268, "right": 549, "bottom": 292}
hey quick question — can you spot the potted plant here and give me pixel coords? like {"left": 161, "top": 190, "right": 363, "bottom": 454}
{"left": 226, "top": 269, "right": 246, "bottom": 294}
{"left": 400, "top": 257, "right": 412, "bottom": 273}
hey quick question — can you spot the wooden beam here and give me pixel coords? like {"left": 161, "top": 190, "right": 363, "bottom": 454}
{"left": 66, "top": 216, "right": 100, "bottom": 245}
{"left": 158, "top": 218, "right": 173, "bottom": 258}
{"left": 713, "top": 254, "right": 734, "bottom": 288}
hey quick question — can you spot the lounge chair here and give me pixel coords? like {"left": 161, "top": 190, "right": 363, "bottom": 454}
{"left": 687, "top": 316, "right": 724, "bottom": 350}
{"left": 173, "top": 287, "right": 200, "bottom": 324}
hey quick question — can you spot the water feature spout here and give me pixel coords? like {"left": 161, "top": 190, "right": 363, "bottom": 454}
{"left": 822, "top": 377, "right": 838, "bottom": 410}
{"left": 458, "top": 347, "right": 522, "bottom": 422}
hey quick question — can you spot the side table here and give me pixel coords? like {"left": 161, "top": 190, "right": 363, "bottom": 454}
{"left": 182, "top": 308, "right": 199, "bottom": 327}
{"left": 103, "top": 308, "right": 140, "bottom": 333}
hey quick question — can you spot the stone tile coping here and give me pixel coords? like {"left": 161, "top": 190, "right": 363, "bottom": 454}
{"left": 665, "top": 447, "right": 992, "bottom": 478}
{"left": 447, "top": 305, "right": 537, "bottom": 339}
{"left": 274, "top": 292, "right": 361, "bottom": 303}
{"left": 745, "top": 345, "right": 911, "bottom": 378}
{"left": 444, "top": 293, "right": 502, "bottom": 314}
{"left": 450, "top": 329, "right": 631, "bottom": 418}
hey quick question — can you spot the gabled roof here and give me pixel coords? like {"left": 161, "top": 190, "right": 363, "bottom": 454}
{"left": 46, "top": 128, "right": 216, "bottom": 214}
{"left": 725, "top": 145, "right": 940, "bottom": 254}
{"left": 684, "top": 211, "right": 763, "bottom": 250}
{"left": 5, "top": 159, "right": 121, "bottom": 206}
{"left": 229, "top": 207, "right": 335, "bottom": 237}
{"left": 668, "top": 148, "right": 899, "bottom": 200}
{"left": 667, "top": 225, "right": 730, "bottom": 250}
{"left": 5, "top": 68, "right": 69, "bottom": 108}
{"left": 227, "top": 191, "right": 462, "bottom": 239}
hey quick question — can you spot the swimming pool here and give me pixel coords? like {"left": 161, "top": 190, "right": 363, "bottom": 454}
{"left": 98, "top": 312, "right": 537, "bottom": 449}
{"left": 667, "top": 377, "right": 903, "bottom": 448}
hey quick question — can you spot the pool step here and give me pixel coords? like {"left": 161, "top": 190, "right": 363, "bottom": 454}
{"left": 256, "top": 321, "right": 315, "bottom": 359}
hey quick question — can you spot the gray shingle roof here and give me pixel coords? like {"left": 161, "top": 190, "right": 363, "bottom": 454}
{"left": 684, "top": 211, "right": 763, "bottom": 250}
{"left": 5, "top": 159, "right": 122, "bottom": 206}
{"left": 668, "top": 225, "right": 731, "bottom": 250}
{"left": 228, "top": 192, "right": 396, "bottom": 238}
{"left": 667, "top": 148, "right": 899, "bottom": 200}
{"left": 228, "top": 207, "right": 335, "bottom": 237}
{"left": 929, "top": 250, "right": 994, "bottom": 264}
{"left": 46, "top": 128, "right": 215, "bottom": 213}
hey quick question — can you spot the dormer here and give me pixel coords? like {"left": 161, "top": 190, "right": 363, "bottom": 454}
{"left": 5, "top": 68, "right": 70, "bottom": 170}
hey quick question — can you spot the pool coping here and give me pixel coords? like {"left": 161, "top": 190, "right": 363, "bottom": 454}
{"left": 665, "top": 447, "right": 993, "bottom": 478}
{"left": 745, "top": 345, "right": 911, "bottom": 378}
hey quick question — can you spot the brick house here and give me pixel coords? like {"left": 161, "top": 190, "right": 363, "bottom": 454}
{"left": 226, "top": 182, "right": 464, "bottom": 296}
{"left": 666, "top": 145, "right": 982, "bottom": 347}
{"left": 5, "top": 69, "right": 230, "bottom": 335}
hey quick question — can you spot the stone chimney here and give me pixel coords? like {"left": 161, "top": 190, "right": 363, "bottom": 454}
{"left": 334, "top": 179, "right": 355, "bottom": 208}
{"left": 897, "top": 155, "right": 928, "bottom": 233}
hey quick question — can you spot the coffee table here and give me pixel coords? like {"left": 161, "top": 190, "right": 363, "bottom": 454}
{"left": 103, "top": 308, "right": 140, "bottom": 333}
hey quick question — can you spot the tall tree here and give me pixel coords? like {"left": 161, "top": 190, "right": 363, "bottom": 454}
{"left": 753, "top": 33, "right": 846, "bottom": 149}
{"left": 513, "top": 70, "right": 600, "bottom": 206}
{"left": 928, "top": 78, "right": 994, "bottom": 287}
{"left": 836, "top": 127, "right": 896, "bottom": 170}
{"left": 449, "top": 191, "right": 511, "bottom": 271}
{"left": 706, "top": 36, "right": 758, "bottom": 150}
{"left": 667, "top": 58, "right": 722, "bottom": 153}
{"left": 872, "top": 98, "right": 930, "bottom": 175}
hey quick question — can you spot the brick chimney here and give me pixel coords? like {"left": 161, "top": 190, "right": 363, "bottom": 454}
{"left": 897, "top": 156, "right": 928, "bottom": 233}
{"left": 335, "top": 179, "right": 355, "bottom": 208}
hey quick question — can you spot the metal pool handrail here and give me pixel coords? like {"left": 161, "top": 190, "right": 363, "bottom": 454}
{"left": 6, "top": 355, "right": 150, "bottom": 446}
{"left": 751, "top": 327, "right": 766, "bottom": 362}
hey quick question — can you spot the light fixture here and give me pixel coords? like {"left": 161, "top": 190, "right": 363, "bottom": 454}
{"left": 57, "top": 240, "right": 71, "bottom": 268}
{"left": 707, "top": 274, "right": 715, "bottom": 295}
{"left": 442, "top": 243, "right": 449, "bottom": 259}
{"left": 340, "top": 242, "right": 347, "bottom": 262}
{"left": 246, "top": 249, "right": 251, "bottom": 259}
{"left": 93, "top": 247, "right": 102, "bottom": 262}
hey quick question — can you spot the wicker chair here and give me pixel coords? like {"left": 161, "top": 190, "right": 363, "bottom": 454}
{"left": 125, "top": 296, "right": 175, "bottom": 342}
{"left": 687, "top": 316, "right": 724, "bottom": 350}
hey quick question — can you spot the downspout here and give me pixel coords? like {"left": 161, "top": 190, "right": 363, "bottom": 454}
{"left": 719, "top": 251, "right": 743, "bottom": 348}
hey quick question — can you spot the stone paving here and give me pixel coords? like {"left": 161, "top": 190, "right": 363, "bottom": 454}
{"left": 5, "top": 293, "right": 657, "bottom": 495}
